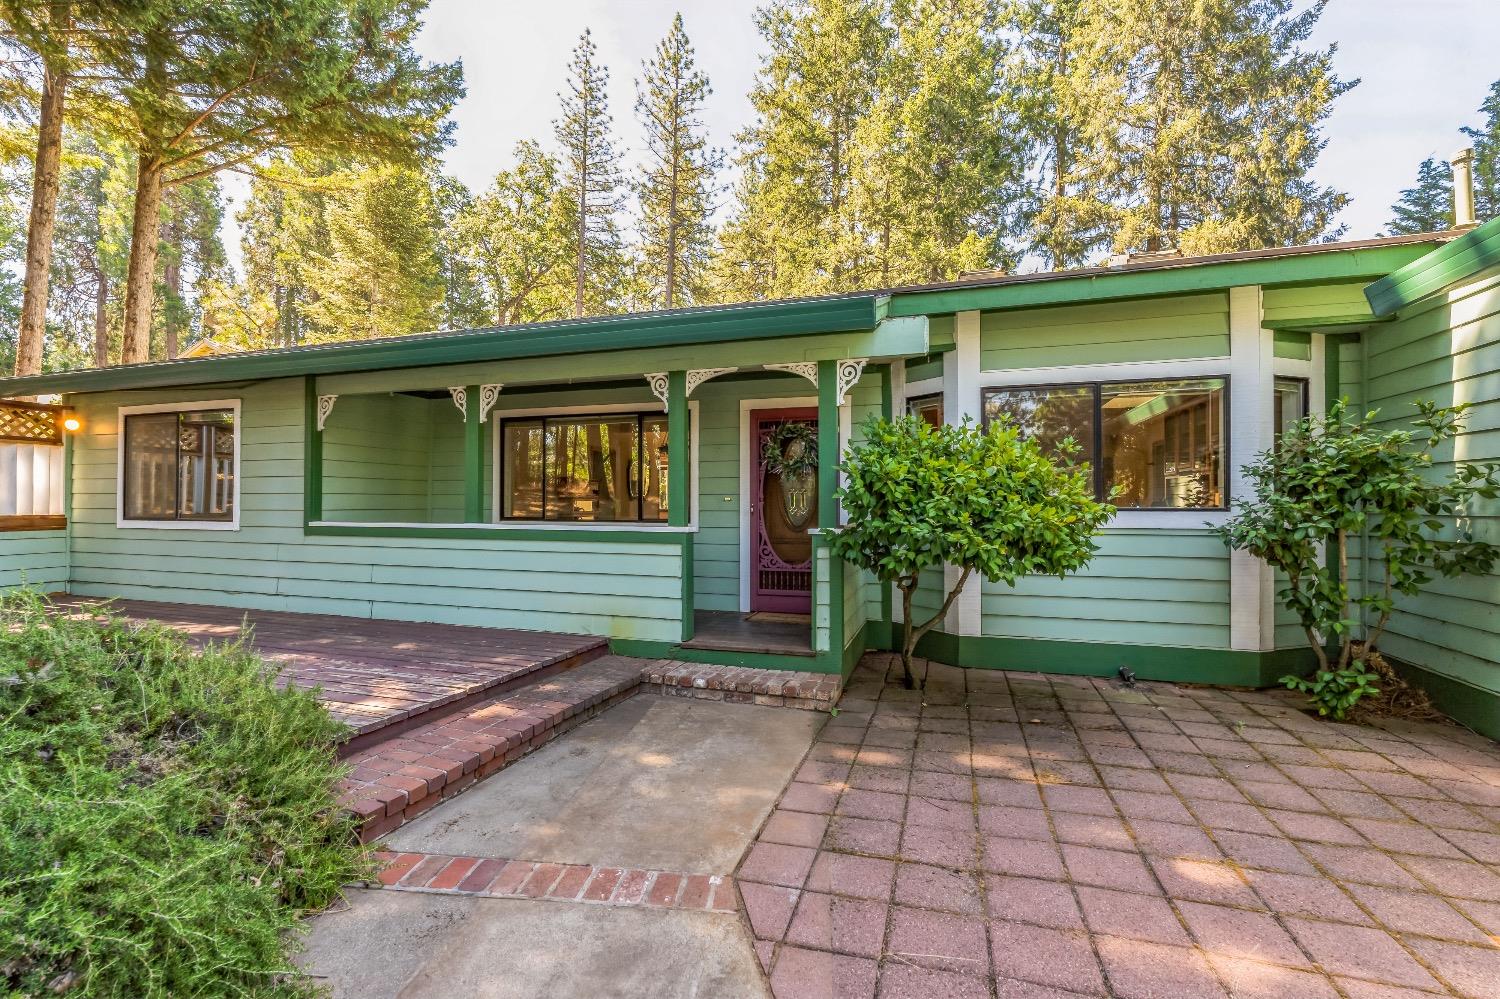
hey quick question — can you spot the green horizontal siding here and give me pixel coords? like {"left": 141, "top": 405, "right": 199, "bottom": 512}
{"left": 1262, "top": 280, "right": 1374, "bottom": 329}
{"left": 979, "top": 292, "right": 1229, "bottom": 370}
{"left": 0, "top": 530, "right": 68, "bottom": 591}
{"left": 64, "top": 379, "right": 682, "bottom": 642}
{"left": 1357, "top": 264, "right": 1500, "bottom": 709}
{"left": 979, "top": 529, "right": 1230, "bottom": 650}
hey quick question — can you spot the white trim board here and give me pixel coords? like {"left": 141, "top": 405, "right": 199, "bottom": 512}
{"left": 488, "top": 399, "right": 699, "bottom": 531}
{"left": 115, "top": 398, "right": 242, "bottom": 532}
{"left": 737, "top": 395, "right": 818, "bottom": 613}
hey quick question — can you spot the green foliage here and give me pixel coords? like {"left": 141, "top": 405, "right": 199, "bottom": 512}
{"left": 451, "top": 141, "right": 574, "bottom": 326}
{"left": 634, "top": 14, "right": 720, "bottom": 310}
{"left": 0, "top": 591, "right": 369, "bottom": 997}
{"left": 762, "top": 420, "right": 819, "bottom": 478}
{"left": 556, "top": 29, "right": 629, "bottom": 319}
{"left": 831, "top": 415, "right": 1114, "bottom": 686}
{"left": 1466, "top": 79, "right": 1500, "bottom": 222}
{"left": 1283, "top": 666, "right": 1381, "bottom": 722}
{"left": 302, "top": 163, "right": 445, "bottom": 340}
{"left": 1386, "top": 156, "right": 1454, "bottom": 236}
{"left": 1215, "top": 400, "right": 1500, "bottom": 690}
{"left": 1065, "top": 0, "right": 1350, "bottom": 255}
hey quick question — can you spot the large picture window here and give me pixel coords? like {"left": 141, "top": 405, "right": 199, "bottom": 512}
{"left": 500, "top": 412, "right": 671, "bottom": 522}
{"left": 982, "top": 377, "right": 1227, "bottom": 509}
{"left": 121, "top": 406, "right": 237, "bottom": 524}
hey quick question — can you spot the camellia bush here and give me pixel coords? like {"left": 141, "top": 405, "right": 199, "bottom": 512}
{"left": 1214, "top": 400, "right": 1499, "bottom": 719}
{"left": 0, "top": 591, "right": 370, "bottom": 997}
{"left": 831, "top": 415, "right": 1115, "bottom": 689}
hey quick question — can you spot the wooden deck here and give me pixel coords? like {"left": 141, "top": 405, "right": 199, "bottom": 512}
{"left": 56, "top": 598, "right": 607, "bottom": 745}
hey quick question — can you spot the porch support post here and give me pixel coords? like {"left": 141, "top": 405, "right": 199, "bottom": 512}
{"left": 668, "top": 370, "right": 693, "bottom": 641}
{"left": 943, "top": 311, "right": 982, "bottom": 637}
{"left": 463, "top": 384, "right": 484, "bottom": 523}
{"left": 817, "top": 359, "right": 844, "bottom": 662}
{"left": 1228, "top": 285, "right": 1274, "bottom": 652}
{"left": 878, "top": 364, "right": 894, "bottom": 635}
{"left": 303, "top": 375, "right": 322, "bottom": 524}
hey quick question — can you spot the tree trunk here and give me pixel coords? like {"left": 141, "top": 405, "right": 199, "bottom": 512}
{"left": 92, "top": 270, "right": 109, "bottom": 367}
{"left": 163, "top": 259, "right": 181, "bottom": 359}
{"left": 121, "top": 154, "right": 164, "bottom": 365}
{"left": 15, "top": 40, "right": 68, "bottom": 378}
{"left": 899, "top": 583, "right": 916, "bottom": 690}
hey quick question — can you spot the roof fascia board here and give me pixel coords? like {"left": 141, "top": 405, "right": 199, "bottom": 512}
{"left": 887, "top": 243, "right": 1434, "bottom": 318}
{"left": 1365, "top": 217, "right": 1500, "bottom": 317}
{"left": 316, "top": 317, "right": 928, "bottom": 396}
{"left": 0, "top": 294, "right": 881, "bottom": 398}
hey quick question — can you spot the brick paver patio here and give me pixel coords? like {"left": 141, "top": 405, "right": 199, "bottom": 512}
{"left": 741, "top": 654, "right": 1500, "bottom": 999}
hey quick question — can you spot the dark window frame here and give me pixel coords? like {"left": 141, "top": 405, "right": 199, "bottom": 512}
{"left": 121, "top": 407, "right": 238, "bottom": 523}
{"left": 906, "top": 392, "right": 944, "bottom": 425}
{"left": 981, "top": 375, "right": 1232, "bottom": 511}
{"left": 497, "top": 410, "right": 672, "bottom": 523}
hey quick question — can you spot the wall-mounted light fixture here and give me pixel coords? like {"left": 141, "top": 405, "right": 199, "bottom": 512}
{"left": 62, "top": 415, "right": 81, "bottom": 433}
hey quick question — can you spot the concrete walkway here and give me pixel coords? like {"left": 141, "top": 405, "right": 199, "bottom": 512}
{"left": 298, "top": 696, "right": 823, "bottom": 998}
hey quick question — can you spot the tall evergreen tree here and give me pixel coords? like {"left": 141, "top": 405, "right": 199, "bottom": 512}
{"left": 715, "top": 0, "right": 888, "bottom": 300}
{"left": 93, "top": 0, "right": 462, "bottom": 363}
{"left": 850, "top": 0, "right": 1022, "bottom": 286}
{"left": 634, "top": 14, "right": 718, "bottom": 310}
{"left": 48, "top": 132, "right": 130, "bottom": 366}
{"left": 302, "top": 164, "right": 443, "bottom": 341}
{"left": 1008, "top": 0, "right": 1112, "bottom": 268}
{"left": 555, "top": 29, "right": 627, "bottom": 318}
{"left": 1462, "top": 78, "right": 1500, "bottom": 222}
{"left": 1067, "top": 0, "right": 1350, "bottom": 255}
{"left": 157, "top": 178, "right": 226, "bottom": 359}
{"left": 1386, "top": 157, "right": 1453, "bottom": 235}
{"left": 452, "top": 140, "right": 572, "bottom": 325}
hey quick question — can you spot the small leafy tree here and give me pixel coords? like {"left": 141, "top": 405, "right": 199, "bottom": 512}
{"left": 831, "top": 415, "right": 1115, "bottom": 689}
{"left": 1215, "top": 400, "right": 1500, "bottom": 718}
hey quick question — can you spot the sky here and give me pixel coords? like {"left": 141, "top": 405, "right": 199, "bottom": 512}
{"left": 220, "top": 0, "right": 1500, "bottom": 273}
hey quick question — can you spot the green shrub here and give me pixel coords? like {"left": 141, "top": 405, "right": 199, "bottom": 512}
{"left": 1283, "top": 666, "right": 1382, "bottom": 721}
{"left": 1215, "top": 400, "right": 1499, "bottom": 719}
{"left": 832, "top": 415, "right": 1115, "bottom": 689}
{"left": 0, "top": 590, "right": 370, "bottom": 998}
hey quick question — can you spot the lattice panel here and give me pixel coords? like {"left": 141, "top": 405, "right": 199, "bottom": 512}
{"left": 0, "top": 402, "right": 62, "bottom": 445}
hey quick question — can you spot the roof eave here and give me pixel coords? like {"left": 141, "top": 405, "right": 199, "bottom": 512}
{"left": 1364, "top": 216, "right": 1500, "bottom": 317}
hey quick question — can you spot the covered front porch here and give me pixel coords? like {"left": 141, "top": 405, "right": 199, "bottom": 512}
{"left": 297, "top": 303, "right": 927, "bottom": 672}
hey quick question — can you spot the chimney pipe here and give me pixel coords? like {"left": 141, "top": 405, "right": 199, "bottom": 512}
{"left": 1452, "top": 147, "right": 1476, "bottom": 228}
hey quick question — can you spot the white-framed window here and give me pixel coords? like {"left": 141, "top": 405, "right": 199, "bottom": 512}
{"left": 116, "top": 400, "right": 241, "bottom": 530}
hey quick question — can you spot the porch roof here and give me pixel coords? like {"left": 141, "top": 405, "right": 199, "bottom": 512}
{"left": 0, "top": 227, "right": 1461, "bottom": 401}
{"left": 0, "top": 293, "right": 886, "bottom": 398}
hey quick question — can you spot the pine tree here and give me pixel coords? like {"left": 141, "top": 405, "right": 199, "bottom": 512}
{"left": 157, "top": 179, "right": 226, "bottom": 359}
{"left": 49, "top": 132, "right": 131, "bottom": 366}
{"left": 452, "top": 141, "right": 573, "bottom": 325}
{"left": 1386, "top": 157, "right": 1453, "bottom": 235}
{"left": 1008, "top": 0, "right": 1113, "bottom": 268}
{"left": 1067, "top": 0, "right": 1350, "bottom": 255}
{"left": 634, "top": 14, "right": 719, "bottom": 310}
{"left": 850, "top": 0, "right": 1023, "bottom": 286}
{"left": 95, "top": 0, "right": 462, "bottom": 363}
{"left": 1462, "top": 78, "right": 1500, "bottom": 222}
{"left": 715, "top": 0, "right": 888, "bottom": 299}
{"left": 302, "top": 164, "right": 444, "bottom": 341}
{"left": 556, "top": 29, "right": 627, "bottom": 318}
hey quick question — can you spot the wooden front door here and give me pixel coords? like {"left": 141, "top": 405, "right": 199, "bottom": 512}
{"left": 750, "top": 408, "right": 818, "bottom": 614}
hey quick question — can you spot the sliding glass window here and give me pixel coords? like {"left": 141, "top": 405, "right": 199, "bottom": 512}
{"left": 982, "top": 377, "right": 1227, "bottom": 510}
{"left": 499, "top": 413, "right": 671, "bottom": 522}
{"left": 122, "top": 409, "right": 236, "bottom": 522}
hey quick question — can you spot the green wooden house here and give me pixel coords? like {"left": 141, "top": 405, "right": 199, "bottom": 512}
{"left": 3, "top": 218, "right": 1498, "bottom": 736}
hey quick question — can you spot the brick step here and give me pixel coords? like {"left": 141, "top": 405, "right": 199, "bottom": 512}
{"left": 335, "top": 639, "right": 609, "bottom": 757}
{"left": 339, "top": 654, "right": 646, "bottom": 841}
{"left": 369, "top": 850, "right": 737, "bottom": 914}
